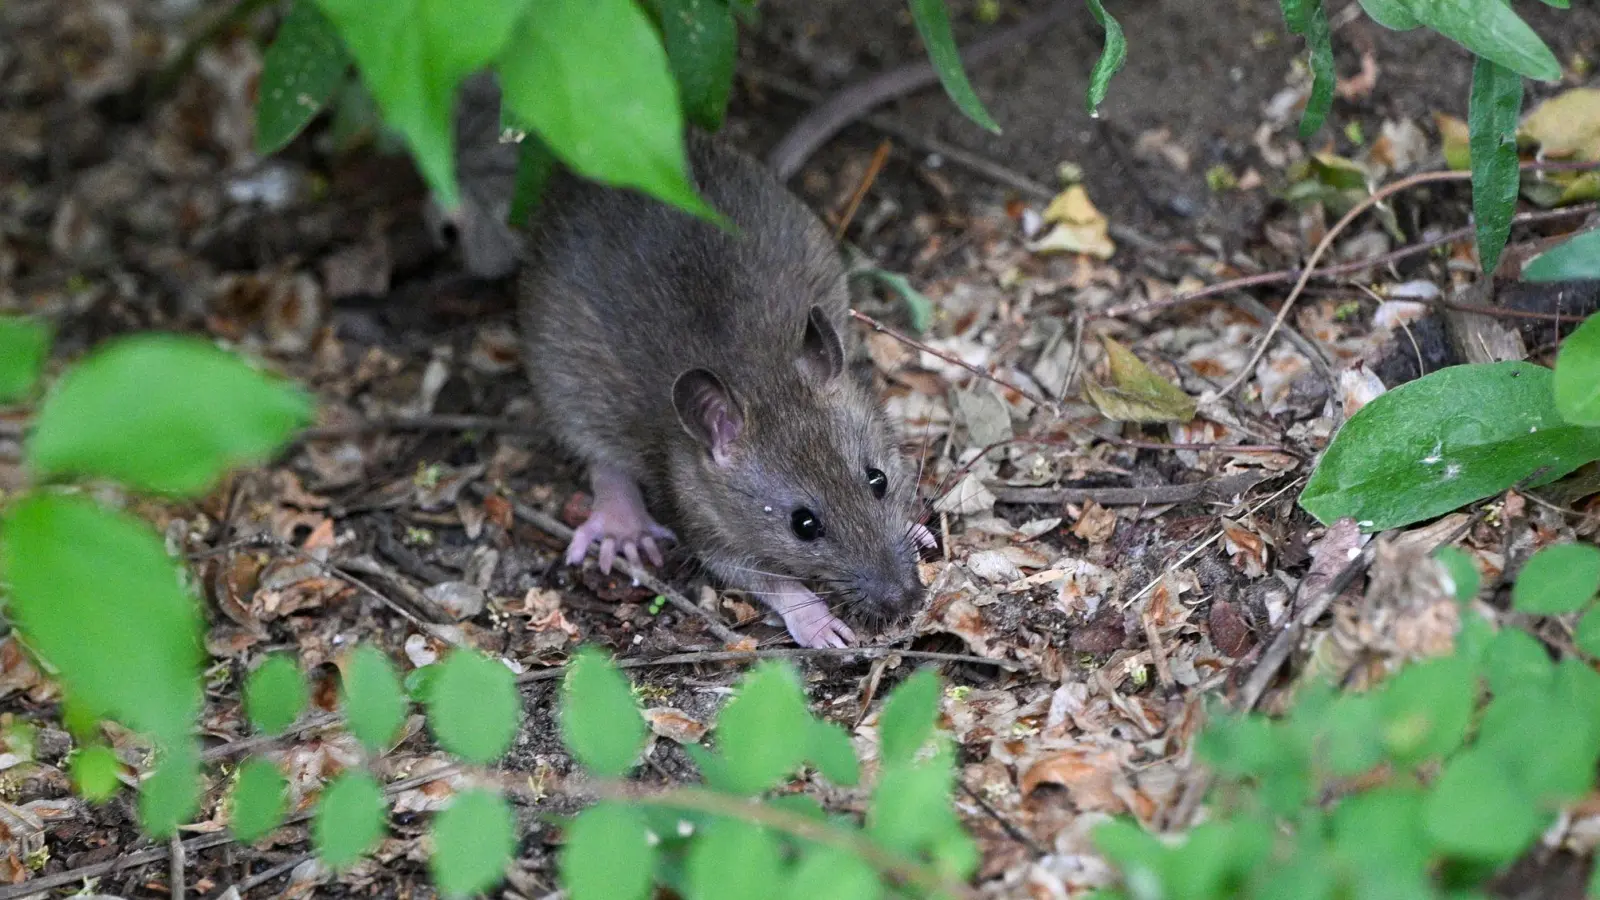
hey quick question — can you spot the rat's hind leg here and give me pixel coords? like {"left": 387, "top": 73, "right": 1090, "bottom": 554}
{"left": 566, "top": 464, "right": 676, "bottom": 572}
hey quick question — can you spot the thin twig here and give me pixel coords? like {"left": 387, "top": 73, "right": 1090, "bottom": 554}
{"left": 294, "top": 414, "right": 536, "bottom": 444}
{"left": 478, "top": 485, "right": 745, "bottom": 646}
{"left": 987, "top": 471, "right": 1271, "bottom": 508}
{"left": 834, "top": 140, "right": 892, "bottom": 241}
{"left": 170, "top": 835, "right": 186, "bottom": 900}
{"left": 849, "top": 309, "right": 1055, "bottom": 409}
{"left": 200, "top": 712, "right": 341, "bottom": 764}
{"left": 227, "top": 852, "right": 315, "bottom": 897}
{"left": 515, "top": 645, "right": 1021, "bottom": 683}
{"left": 1098, "top": 202, "right": 1597, "bottom": 320}
{"left": 1208, "top": 170, "right": 1468, "bottom": 402}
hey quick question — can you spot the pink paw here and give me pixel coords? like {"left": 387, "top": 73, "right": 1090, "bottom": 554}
{"left": 777, "top": 594, "right": 857, "bottom": 649}
{"left": 564, "top": 509, "right": 676, "bottom": 573}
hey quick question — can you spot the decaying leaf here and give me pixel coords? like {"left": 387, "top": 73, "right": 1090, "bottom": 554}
{"left": 1081, "top": 336, "right": 1197, "bottom": 423}
{"left": 1026, "top": 186, "right": 1116, "bottom": 259}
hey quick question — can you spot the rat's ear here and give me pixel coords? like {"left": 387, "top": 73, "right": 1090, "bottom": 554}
{"left": 673, "top": 368, "right": 744, "bottom": 464}
{"left": 796, "top": 306, "right": 845, "bottom": 384}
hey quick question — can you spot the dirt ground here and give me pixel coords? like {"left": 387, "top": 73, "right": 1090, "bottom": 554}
{"left": 2, "top": 0, "right": 1600, "bottom": 897}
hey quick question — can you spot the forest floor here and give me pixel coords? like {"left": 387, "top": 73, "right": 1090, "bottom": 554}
{"left": 2, "top": 0, "right": 1600, "bottom": 897}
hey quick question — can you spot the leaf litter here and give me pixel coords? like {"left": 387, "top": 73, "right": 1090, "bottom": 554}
{"left": 1, "top": 0, "right": 1599, "bottom": 896}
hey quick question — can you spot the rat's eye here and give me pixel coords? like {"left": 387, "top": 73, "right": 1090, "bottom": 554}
{"left": 790, "top": 508, "right": 824, "bottom": 541}
{"left": 866, "top": 467, "right": 888, "bottom": 499}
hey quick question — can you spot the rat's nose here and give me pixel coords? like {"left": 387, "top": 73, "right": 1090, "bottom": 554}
{"left": 856, "top": 558, "right": 924, "bottom": 621}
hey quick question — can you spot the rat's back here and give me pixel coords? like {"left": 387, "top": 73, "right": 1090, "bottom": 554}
{"left": 518, "top": 132, "right": 849, "bottom": 480}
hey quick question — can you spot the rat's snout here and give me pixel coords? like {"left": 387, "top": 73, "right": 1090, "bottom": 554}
{"left": 852, "top": 554, "right": 924, "bottom": 622}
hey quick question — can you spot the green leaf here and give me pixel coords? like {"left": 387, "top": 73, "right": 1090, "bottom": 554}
{"left": 1577, "top": 607, "right": 1600, "bottom": 657}
{"left": 245, "top": 655, "right": 308, "bottom": 736}
{"left": 1477, "top": 691, "right": 1600, "bottom": 801}
{"left": 1357, "top": 0, "right": 1420, "bottom": 29}
{"left": 649, "top": 0, "right": 737, "bottom": 130}
{"left": 310, "top": 0, "right": 531, "bottom": 208}
{"left": 255, "top": 0, "right": 349, "bottom": 154}
{"left": 496, "top": 0, "right": 719, "bottom": 222}
{"left": 1317, "top": 695, "right": 1385, "bottom": 776}
{"left": 0, "top": 315, "right": 51, "bottom": 403}
{"left": 714, "top": 661, "right": 811, "bottom": 794}
{"left": 1433, "top": 546, "right": 1481, "bottom": 602}
{"left": 785, "top": 846, "right": 882, "bottom": 900}
{"left": 1281, "top": 0, "right": 1312, "bottom": 34}
{"left": 560, "top": 802, "right": 655, "bottom": 900}
{"left": 430, "top": 788, "right": 516, "bottom": 898}
{"left": 1377, "top": 654, "right": 1476, "bottom": 763}
{"left": 1553, "top": 313, "right": 1600, "bottom": 426}
{"left": 559, "top": 648, "right": 646, "bottom": 778}
{"left": 1400, "top": 0, "right": 1560, "bottom": 82}
{"left": 906, "top": 0, "right": 1000, "bottom": 133}
{"left": 425, "top": 649, "right": 521, "bottom": 765}
{"left": 1511, "top": 542, "right": 1600, "bottom": 614}
{"left": 71, "top": 746, "right": 121, "bottom": 802}
{"left": 686, "top": 816, "right": 781, "bottom": 900}
{"left": 1299, "top": 361, "right": 1600, "bottom": 531}
{"left": 807, "top": 720, "right": 860, "bottom": 787}
{"left": 139, "top": 741, "right": 201, "bottom": 838}
{"left": 1468, "top": 56, "right": 1523, "bottom": 274}
{"left": 868, "top": 743, "right": 958, "bottom": 855}
{"left": 878, "top": 668, "right": 940, "bottom": 767}
{"left": 230, "top": 757, "right": 289, "bottom": 844}
{"left": 1481, "top": 627, "right": 1552, "bottom": 696}
{"left": 26, "top": 334, "right": 313, "bottom": 497}
{"left": 312, "top": 771, "right": 387, "bottom": 869}
{"left": 0, "top": 494, "right": 203, "bottom": 747}
{"left": 1298, "top": 1, "right": 1335, "bottom": 138}
{"left": 342, "top": 645, "right": 407, "bottom": 753}
{"left": 1083, "top": 0, "right": 1126, "bottom": 117}
{"left": 1423, "top": 748, "right": 1546, "bottom": 862}
{"left": 1332, "top": 787, "right": 1431, "bottom": 878}
{"left": 1525, "top": 231, "right": 1600, "bottom": 281}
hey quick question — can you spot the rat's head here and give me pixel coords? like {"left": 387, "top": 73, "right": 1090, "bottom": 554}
{"left": 667, "top": 307, "right": 925, "bottom": 629}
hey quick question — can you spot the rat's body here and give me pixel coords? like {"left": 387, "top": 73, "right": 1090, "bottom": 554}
{"left": 519, "top": 132, "right": 930, "bottom": 648}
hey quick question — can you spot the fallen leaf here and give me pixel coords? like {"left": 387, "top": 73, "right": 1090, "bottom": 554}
{"left": 1082, "top": 336, "right": 1197, "bottom": 423}
{"left": 1027, "top": 186, "right": 1116, "bottom": 259}
{"left": 643, "top": 707, "right": 708, "bottom": 744}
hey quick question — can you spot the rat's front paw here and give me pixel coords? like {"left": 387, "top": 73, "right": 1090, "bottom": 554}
{"left": 775, "top": 591, "right": 857, "bottom": 649}
{"left": 564, "top": 509, "right": 676, "bottom": 573}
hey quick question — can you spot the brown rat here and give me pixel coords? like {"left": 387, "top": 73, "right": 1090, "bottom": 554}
{"left": 518, "top": 132, "right": 933, "bottom": 648}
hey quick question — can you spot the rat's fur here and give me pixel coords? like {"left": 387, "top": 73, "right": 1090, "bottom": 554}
{"left": 519, "top": 132, "right": 924, "bottom": 635}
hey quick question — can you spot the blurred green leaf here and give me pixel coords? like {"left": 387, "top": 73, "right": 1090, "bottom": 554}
{"left": 877, "top": 668, "right": 940, "bottom": 767}
{"left": 1425, "top": 748, "right": 1547, "bottom": 863}
{"left": 1577, "top": 607, "right": 1600, "bottom": 657}
{"left": 1378, "top": 654, "right": 1476, "bottom": 763}
{"left": 342, "top": 645, "right": 408, "bottom": 753}
{"left": 245, "top": 655, "right": 308, "bottom": 736}
{"left": 26, "top": 334, "right": 313, "bottom": 497}
{"left": 426, "top": 649, "right": 521, "bottom": 765}
{"left": 784, "top": 846, "right": 882, "bottom": 900}
{"left": 560, "top": 802, "right": 654, "bottom": 900}
{"left": 139, "top": 741, "right": 201, "bottom": 838}
{"left": 714, "top": 661, "right": 811, "bottom": 794}
{"left": 0, "top": 494, "right": 203, "bottom": 748}
{"left": 559, "top": 648, "right": 646, "bottom": 778}
{"left": 310, "top": 0, "right": 532, "bottom": 208}
{"left": 312, "top": 771, "right": 387, "bottom": 869}
{"left": 906, "top": 0, "right": 1000, "bottom": 133}
{"left": 1084, "top": 0, "right": 1126, "bottom": 116}
{"left": 1482, "top": 627, "right": 1553, "bottom": 696}
{"left": 856, "top": 267, "right": 934, "bottom": 333}
{"left": 1300, "top": 362, "right": 1600, "bottom": 531}
{"left": 430, "top": 789, "right": 516, "bottom": 898}
{"left": 1477, "top": 691, "right": 1600, "bottom": 801}
{"left": 1299, "top": 1, "right": 1335, "bottom": 137}
{"left": 507, "top": 134, "right": 558, "bottom": 228}
{"left": 1552, "top": 313, "right": 1600, "bottom": 426}
{"left": 230, "top": 757, "right": 288, "bottom": 844}
{"left": 868, "top": 742, "right": 958, "bottom": 855}
{"left": 1468, "top": 55, "right": 1523, "bottom": 274}
{"left": 1434, "top": 546, "right": 1482, "bottom": 602}
{"left": 1512, "top": 542, "right": 1600, "bottom": 614}
{"left": 0, "top": 315, "right": 51, "bottom": 404}
{"left": 496, "top": 0, "right": 719, "bottom": 222}
{"left": 649, "top": 0, "right": 737, "bottom": 130}
{"left": 1525, "top": 231, "right": 1600, "bottom": 281}
{"left": 807, "top": 719, "right": 860, "bottom": 787}
{"left": 686, "top": 816, "right": 781, "bottom": 900}
{"left": 70, "top": 745, "right": 121, "bottom": 802}
{"left": 256, "top": 0, "right": 349, "bottom": 154}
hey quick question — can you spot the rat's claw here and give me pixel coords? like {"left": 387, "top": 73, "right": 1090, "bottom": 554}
{"left": 622, "top": 541, "right": 644, "bottom": 572}
{"left": 641, "top": 537, "right": 664, "bottom": 568}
